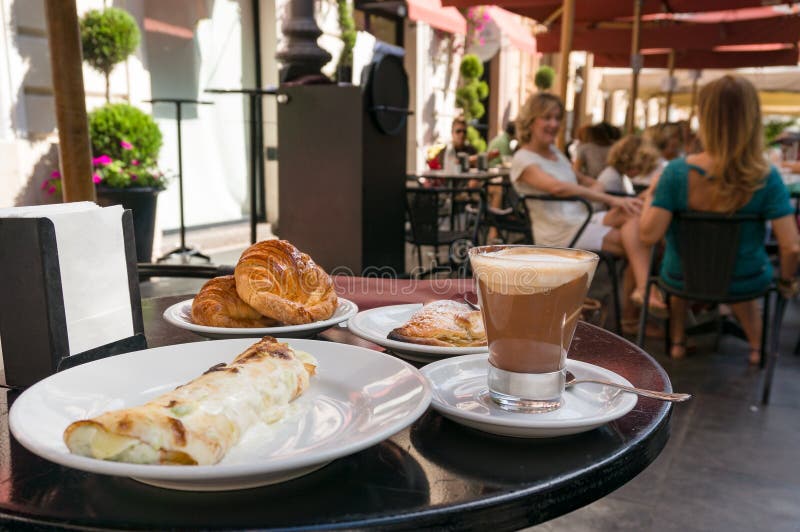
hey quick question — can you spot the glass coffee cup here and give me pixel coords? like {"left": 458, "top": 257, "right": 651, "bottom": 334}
{"left": 469, "top": 245, "right": 599, "bottom": 412}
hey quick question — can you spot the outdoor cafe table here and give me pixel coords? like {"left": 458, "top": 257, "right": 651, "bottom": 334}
{"left": 0, "top": 277, "right": 672, "bottom": 530}
{"left": 415, "top": 167, "right": 510, "bottom": 182}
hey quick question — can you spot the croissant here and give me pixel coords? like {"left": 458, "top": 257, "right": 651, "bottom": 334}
{"left": 234, "top": 240, "right": 338, "bottom": 325}
{"left": 191, "top": 276, "right": 278, "bottom": 328}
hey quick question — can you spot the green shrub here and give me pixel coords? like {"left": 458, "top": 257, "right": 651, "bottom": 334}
{"left": 535, "top": 65, "right": 555, "bottom": 91}
{"left": 455, "top": 54, "right": 488, "bottom": 151}
{"left": 89, "top": 103, "right": 162, "bottom": 163}
{"left": 466, "top": 126, "right": 486, "bottom": 152}
{"left": 460, "top": 54, "right": 483, "bottom": 80}
{"left": 80, "top": 8, "right": 140, "bottom": 101}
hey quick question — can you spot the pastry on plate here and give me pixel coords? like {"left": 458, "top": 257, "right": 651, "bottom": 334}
{"left": 235, "top": 240, "right": 338, "bottom": 325}
{"left": 63, "top": 337, "right": 317, "bottom": 465}
{"left": 388, "top": 300, "right": 486, "bottom": 347}
{"left": 191, "top": 275, "right": 278, "bottom": 328}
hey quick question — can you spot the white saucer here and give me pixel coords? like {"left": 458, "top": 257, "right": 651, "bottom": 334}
{"left": 163, "top": 298, "right": 358, "bottom": 339}
{"left": 421, "top": 354, "right": 638, "bottom": 438}
{"left": 347, "top": 304, "right": 489, "bottom": 363}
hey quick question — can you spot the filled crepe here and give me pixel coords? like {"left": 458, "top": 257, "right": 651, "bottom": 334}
{"left": 63, "top": 336, "right": 316, "bottom": 466}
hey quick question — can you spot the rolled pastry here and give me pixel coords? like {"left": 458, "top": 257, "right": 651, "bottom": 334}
{"left": 234, "top": 240, "right": 338, "bottom": 325}
{"left": 191, "top": 275, "right": 278, "bottom": 328}
{"left": 63, "top": 337, "right": 317, "bottom": 465}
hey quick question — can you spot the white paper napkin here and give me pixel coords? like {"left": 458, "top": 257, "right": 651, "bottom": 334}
{"left": 0, "top": 202, "right": 134, "bottom": 356}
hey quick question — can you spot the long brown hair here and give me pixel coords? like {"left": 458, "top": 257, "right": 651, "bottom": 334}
{"left": 516, "top": 93, "right": 564, "bottom": 145}
{"left": 697, "top": 75, "right": 768, "bottom": 211}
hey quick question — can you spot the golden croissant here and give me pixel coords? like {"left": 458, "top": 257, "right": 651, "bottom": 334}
{"left": 191, "top": 275, "right": 278, "bottom": 328}
{"left": 234, "top": 240, "right": 338, "bottom": 325}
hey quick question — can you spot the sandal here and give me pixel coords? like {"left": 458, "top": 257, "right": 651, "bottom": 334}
{"left": 631, "top": 291, "right": 669, "bottom": 320}
{"left": 670, "top": 340, "right": 688, "bottom": 359}
{"left": 621, "top": 318, "right": 664, "bottom": 338}
{"left": 748, "top": 349, "right": 761, "bottom": 366}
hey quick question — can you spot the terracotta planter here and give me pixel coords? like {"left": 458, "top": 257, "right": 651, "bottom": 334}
{"left": 95, "top": 186, "right": 161, "bottom": 262}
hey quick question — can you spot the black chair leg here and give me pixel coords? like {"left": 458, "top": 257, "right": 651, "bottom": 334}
{"left": 762, "top": 294, "right": 787, "bottom": 405}
{"left": 664, "top": 291, "right": 672, "bottom": 357}
{"left": 604, "top": 256, "right": 622, "bottom": 334}
{"left": 760, "top": 291, "right": 771, "bottom": 370}
{"left": 636, "top": 279, "right": 653, "bottom": 347}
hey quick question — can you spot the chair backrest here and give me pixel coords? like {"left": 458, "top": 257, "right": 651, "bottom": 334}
{"left": 520, "top": 195, "right": 593, "bottom": 248}
{"left": 670, "top": 211, "right": 764, "bottom": 300}
{"left": 404, "top": 186, "right": 485, "bottom": 246}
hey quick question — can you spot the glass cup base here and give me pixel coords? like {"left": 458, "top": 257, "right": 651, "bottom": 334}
{"left": 487, "top": 364, "right": 565, "bottom": 413}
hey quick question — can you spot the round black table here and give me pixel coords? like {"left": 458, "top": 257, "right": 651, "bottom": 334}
{"left": 0, "top": 280, "right": 672, "bottom": 530}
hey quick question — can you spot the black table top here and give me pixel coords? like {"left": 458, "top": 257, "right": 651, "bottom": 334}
{"left": 0, "top": 281, "right": 672, "bottom": 530}
{"left": 417, "top": 168, "right": 510, "bottom": 180}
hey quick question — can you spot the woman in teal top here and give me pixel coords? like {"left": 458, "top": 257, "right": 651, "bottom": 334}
{"left": 652, "top": 159, "right": 792, "bottom": 295}
{"left": 641, "top": 75, "right": 800, "bottom": 362}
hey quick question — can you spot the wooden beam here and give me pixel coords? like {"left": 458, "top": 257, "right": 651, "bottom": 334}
{"left": 44, "top": 0, "right": 94, "bottom": 202}
{"left": 625, "top": 0, "right": 642, "bottom": 132}
{"left": 664, "top": 49, "right": 675, "bottom": 122}
{"left": 557, "top": 0, "right": 575, "bottom": 149}
{"left": 542, "top": 6, "right": 563, "bottom": 27}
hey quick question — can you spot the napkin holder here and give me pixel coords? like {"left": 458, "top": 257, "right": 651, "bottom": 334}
{"left": 0, "top": 210, "right": 146, "bottom": 388}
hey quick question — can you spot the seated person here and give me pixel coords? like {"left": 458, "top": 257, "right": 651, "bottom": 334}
{"left": 511, "top": 92, "right": 665, "bottom": 314}
{"left": 598, "top": 135, "right": 661, "bottom": 195}
{"left": 573, "top": 122, "right": 615, "bottom": 178}
{"left": 641, "top": 75, "right": 800, "bottom": 362}
{"left": 434, "top": 115, "right": 477, "bottom": 172}
{"left": 487, "top": 121, "right": 516, "bottom": 167}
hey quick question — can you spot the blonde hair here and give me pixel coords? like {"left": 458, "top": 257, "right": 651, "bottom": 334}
{"left": 607, "top": 135, "right": 642, "bottom": 173}
{"left": 697, "top": 75, "right": 768, "bottom": 211}
{"left": 516, "top": 93, "right": 564, "bottom": 145}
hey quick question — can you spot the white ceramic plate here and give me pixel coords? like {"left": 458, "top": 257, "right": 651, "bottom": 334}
{"left": 421, "top": 354, "right": 637, "bottom": 438}
{"left": 9, "top": 338, "right": 430, "bottom": 491}
{"left": 162, "top": 298, "right": 358, "bottom": 339}
{"left": 347, "top": 304, "right": 489, "bottom": 363}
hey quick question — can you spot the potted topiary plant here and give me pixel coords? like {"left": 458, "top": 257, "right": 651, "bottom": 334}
{"left": 80, "top": 7, "right": 141, "bottom": 102}
{"left": 89, "top": 103, "right": 166, "bottom": 262}
{"left": 455, "top": 54, "right": 489, "bottom": 152}
{"left": 535, "top": 65, "right": 555, "bottom": 92}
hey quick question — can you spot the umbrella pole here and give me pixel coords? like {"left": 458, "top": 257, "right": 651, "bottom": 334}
{"left": 665, "top": 49, "right": 675, "bottom": 122}
{"left": 688, "top": 75, "right": 699, "bottom": 124}
{"left": 44, "top": 0, "right": 94, "bottom": 202}
{"left": 557, "top": 0, "right": 575, "bottom": 150}
{"left": 626, "top": 0, "right": 642, "bottom": 132}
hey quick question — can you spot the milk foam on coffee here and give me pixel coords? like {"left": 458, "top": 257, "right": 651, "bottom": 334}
{"left": 471, "top": 247, "right": 597, "bottom": 294}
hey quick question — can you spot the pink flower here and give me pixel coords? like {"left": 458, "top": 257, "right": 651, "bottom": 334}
{"left": 130, "top": 174, "right": 138, "bottom": 181}
{"left": 92, "top": 154, "right": 113, "bottom": 166}
{"left": 92, "top": 173, "right": 102, "bottom": 184}
{"left": 47, "top": 185, "right": 56, "bottom": 195}
{"left": 50, "top": 170, "right": 61, "bottom": 178}
{"left": 40, "top": 179, "right": 49, "bottom": 190}
{"left": 131, "top": 159, "right": 140, "bottom": 166}
{"left": 483, "top": 12, "right": 490, "bottom": 21}
{"left": 120, "top": 141, "right": 133, "bottom": 150}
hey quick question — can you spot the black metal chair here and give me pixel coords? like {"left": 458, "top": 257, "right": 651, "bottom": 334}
{"left": 634, "top": 211, "right": 787, "bottom": 404}
{"left": 404, "top": 186, "right": 485, "bottom": 278}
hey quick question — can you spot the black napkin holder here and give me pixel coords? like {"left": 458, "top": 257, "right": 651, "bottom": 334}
{"left": 0, "top": 209, "right": 146, "bottom": 388}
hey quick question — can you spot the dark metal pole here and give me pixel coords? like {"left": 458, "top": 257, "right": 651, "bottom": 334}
{"left": 276, "top": 0, "right": 332, "bottom": 82}
{"left": 176, "top": 102, "right": 186, "bottom": 250}
{"left": 249, "top": 93, "right": 258, "bottom": 244}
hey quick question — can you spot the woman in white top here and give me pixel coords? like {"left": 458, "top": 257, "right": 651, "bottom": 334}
{"left": 511, "top": 92, "right": 665, "bottom": 313}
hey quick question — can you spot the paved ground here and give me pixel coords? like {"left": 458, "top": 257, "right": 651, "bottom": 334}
{"left": 143, "top": 223, "right": 800, "bottom": 532}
